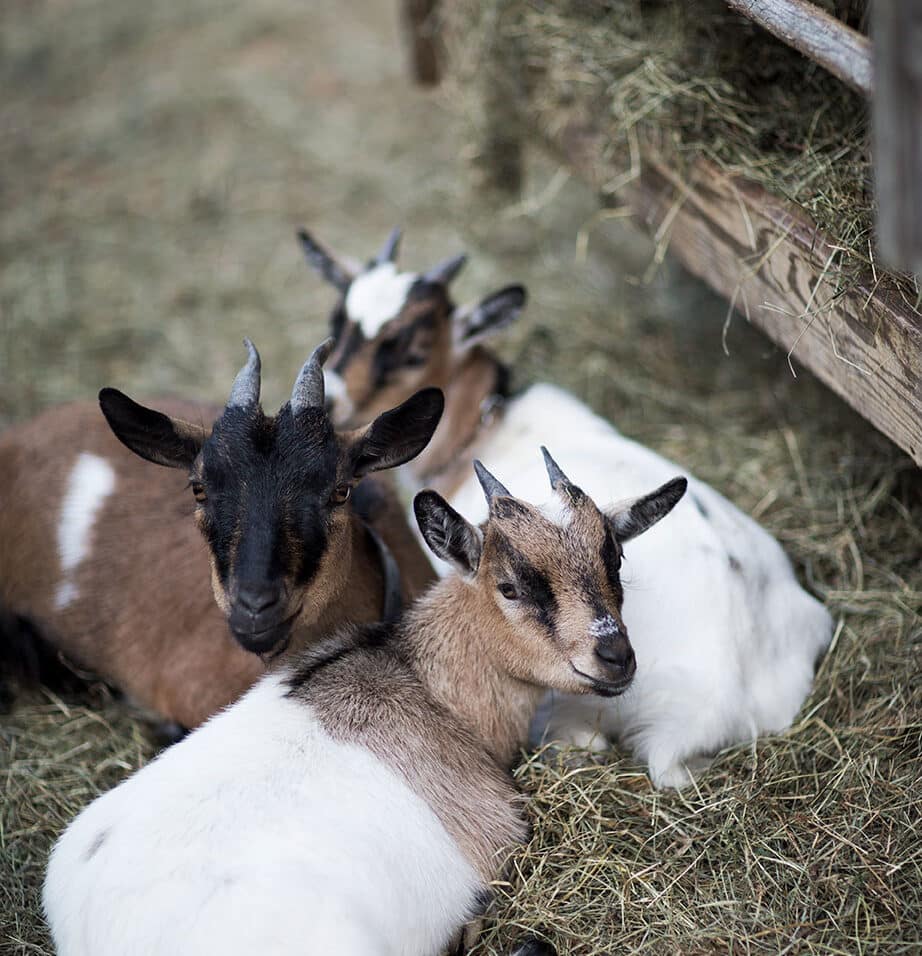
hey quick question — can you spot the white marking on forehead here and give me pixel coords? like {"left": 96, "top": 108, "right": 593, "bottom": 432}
{"left": 537, "top": 497, "right": 572, "bottom": 528}
{"left": 589, "top": 615, "right": 619, "bottom": 638}
{"left": 345, "top": 263, "right": 418, "bottom": 338}
{"left": 54, "top": 452, "right": 117, "bottom": 609}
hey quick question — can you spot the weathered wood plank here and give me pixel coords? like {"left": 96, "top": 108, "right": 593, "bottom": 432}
{"left": 724, "top": 0, "right": 872, "bottom": 94}
{"left": 872, "top": 1, "right": 922, "bottom": 276}
{"left": 554, "top": 123, "right": 922, "bottom": 464}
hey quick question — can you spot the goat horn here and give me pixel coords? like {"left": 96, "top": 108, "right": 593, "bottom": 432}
{"left": 473, "top": 459, "right": 511, "bottom": 503}
{"left": 291, "top": 337, "right": 335, "bottom": 414}
{"left": 297, "top": 229, "right": 352, "bottom": 292}
{"left": 227, "top": 338, "right": 262, "bottom": 408}
{"left": 423, "top": 252, "right": 467, "bottom": 286}
{"left": 376, "top": 226, "right": 402, "bottom": 264}
{"left": 541, "top": 446, "right": 585, "bottom": 503}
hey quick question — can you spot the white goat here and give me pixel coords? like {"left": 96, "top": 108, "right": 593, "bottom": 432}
{"left": 298, "top": 227, "right": 835, "bottom": 788}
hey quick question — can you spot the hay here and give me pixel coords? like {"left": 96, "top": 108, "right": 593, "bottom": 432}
{"left": 2, "top": 0, "right": 921, "bottom": 953}
{"left": 444, "top": 0, "right": 921, "bottom": 310}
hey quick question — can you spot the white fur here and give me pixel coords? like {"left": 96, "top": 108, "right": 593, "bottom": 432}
{"left": 439, "top": 384, "right": 833, "bottom": 788}
{"left": 346, "top": 263, "right": 418, "bottom": 338}
{"left": 44, "top": 674, "right": 483, "bottom": 956}
{"left": 54, "top": 452, "right": 116, "bottom": 609}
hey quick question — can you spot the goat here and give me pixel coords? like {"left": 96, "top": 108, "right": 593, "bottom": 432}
{"left": 296, "top": 227, "right": 835, "bottom": 788}
{"left": 0, "top": 339, "right": 440, "bottom": 729}
{"left": 43, "top": 452, "right": 686, "bottom": 956}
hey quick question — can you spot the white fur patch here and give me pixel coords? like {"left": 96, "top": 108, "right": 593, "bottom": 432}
{"left": 54, "top": 453, "right": 116, "bottom": 609}
{"left": 345, "top": 263, "right": 417, "bottom": 338}
{"left": 44, "top": 674, "right": 483, "bottom": 956}
{"left": 588, "top": 615, "right": 619, "bottom": 638}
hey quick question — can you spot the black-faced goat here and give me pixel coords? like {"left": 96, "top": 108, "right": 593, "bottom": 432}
{"left": 0, "top": 340, "right": 440, "bottom": 728}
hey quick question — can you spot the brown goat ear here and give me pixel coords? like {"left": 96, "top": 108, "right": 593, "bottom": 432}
{"left": 99, "top": 388, "right": 206, "bottom": 470}
{"left": 349, "top": 388, "right": 444, "bottom": 478}
{"left": 609, "top": 477, "right": 688, "bottom": 543}
{"left": 414, "top": 490, "right": 482, "bottom": 577}
{"left": 453, "top": 285, "right": 526, "bottom": 349}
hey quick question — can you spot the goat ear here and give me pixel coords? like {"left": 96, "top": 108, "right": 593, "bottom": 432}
{"left": 608, "top": 477, "right": 688, "bottom": 543}
{"left": 453, "top": 285, "right": 526, "bottom": 349}
{"left": 414, "top": 490, "right": 482, "bottom": 576}
{"left": 349, "top": 388, "right": 444, "bottom": 478}
{"left": 99, "top": 388, "right": 206, "bottom": 470}
{"left": 297, "top": 229, "right": 353, "bottom": 292}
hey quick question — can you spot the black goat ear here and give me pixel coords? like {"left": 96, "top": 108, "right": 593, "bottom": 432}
{"left": 453, "top": 285, "right": 526, "bottom": 348}
{"left": 414, "top": 490, "right": 482, "bottom": 577}
{"left": 609, "top": 477, "right": 688, "bottom": 543}
{"left": 349, "top": 388, "right": 444, "bottom": 478}
{"left": 99, "top": 389, "right": 206, "bottom": 470}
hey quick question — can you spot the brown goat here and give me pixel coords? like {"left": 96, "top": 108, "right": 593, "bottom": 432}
{"left": 0, "top": 340, "right": 439, "bottom": 729}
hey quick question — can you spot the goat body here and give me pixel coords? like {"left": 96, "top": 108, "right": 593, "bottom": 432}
{"left": 442, "top": 383, "right": 833, "bottom": 787}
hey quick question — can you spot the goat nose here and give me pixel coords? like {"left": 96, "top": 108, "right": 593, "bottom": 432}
{"left": 595, "top": 641, "right": 635, "bottom": 676}
{"left": 237, "top": 584, "right": 281, "bottom": 616}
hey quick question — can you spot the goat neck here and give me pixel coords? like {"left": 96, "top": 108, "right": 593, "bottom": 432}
{"left": 408, "top": 346, "right": 507, "bottom": 498}
{"left": 401, "top": 574, "right": 544, "bottom": 767}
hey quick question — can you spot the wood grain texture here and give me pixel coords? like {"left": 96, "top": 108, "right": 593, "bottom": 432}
{"left": 872, "top": 1, "right": 922, "bottom": 275}
{"left": 724, "top": 0, "right": 872, "bottom": 94}
{"left": 555, "top": 122, "right": 922, "bottom": 465}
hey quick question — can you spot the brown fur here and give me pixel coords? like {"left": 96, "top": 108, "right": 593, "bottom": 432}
{"left": 0, "top": 399, "right": 434, "bottom": 727}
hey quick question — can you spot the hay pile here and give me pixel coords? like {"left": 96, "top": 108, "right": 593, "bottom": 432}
{"left": 2, "top": 0, "right": 921, "bottom": 952}
{"left": 445, "top": 0, "right": 920, "bottom": 308}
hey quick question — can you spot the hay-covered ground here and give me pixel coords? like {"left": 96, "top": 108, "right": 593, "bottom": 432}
{"left": 1, "top": 0, "right": 920, "bottom": 953}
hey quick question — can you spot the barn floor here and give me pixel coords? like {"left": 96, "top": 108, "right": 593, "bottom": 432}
{"left": 1, "top": 1, "right": 920, "bottom": 953}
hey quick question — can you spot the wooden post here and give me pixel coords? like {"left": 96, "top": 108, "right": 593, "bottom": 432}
{"left": 873, "top": 1, "right": 922, "bottom": 277}
{"left": 402, "top": 0, "right": 442, "bottom": 86}
{"left": 724, "top": 0, "right": 872, "bottom": 94}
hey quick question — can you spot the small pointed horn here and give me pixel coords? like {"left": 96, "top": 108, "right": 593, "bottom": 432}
{"left": 423, "top": 252, "right": 467, "bottom": 286}
{"left": 297, "top": 229, "right": 352, "bottom": 292}
{"left": 291, "top": 337, "right": 335, "bottom": 414}
{"left": 227, "top": 338, "right": 261, "bottom": 408}
{"left": 376, "top": 226, "right": 402, "bottom": 264}
{"left": 541, "top": 446, "right": 585, "bottom": 503}
{"left": 541, "top": 446, "right": 568, "bottom": 490}
{"left": 473, "top": 459, "right": 511, "bottom": 503}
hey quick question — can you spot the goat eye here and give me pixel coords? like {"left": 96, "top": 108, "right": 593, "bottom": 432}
{"left": 330, "top": 483, "right": 351, "bottom": 506}
{"left": 191, "top": 482, "right": 207, "bottom": 503}
{"left": 498, "top": 582, "right": 518, "bottom": 600}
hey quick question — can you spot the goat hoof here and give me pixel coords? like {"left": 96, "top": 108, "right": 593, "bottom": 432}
{"left": 510, "top": 937, "right": 557, "bottom": 956}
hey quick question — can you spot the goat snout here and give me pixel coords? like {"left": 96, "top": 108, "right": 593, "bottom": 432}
{"left": 594, "top": 639, "right": 636, "bottom": 680}
{"left": 236, "top": 584, "right": 282, "bottom": 617}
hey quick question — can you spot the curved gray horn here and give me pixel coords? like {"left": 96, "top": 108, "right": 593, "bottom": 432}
{"left": 227, "top": 338, "right": 261, "bottom": 408}
{"left": 473, "top": 459, "right": 511, "bottom": 503}
{"left": 376, "top": 226, "right": 402, "bottom": 265}
{"left": 423, "top": 252, "right": 467, "bottom": 286}
{"left": 291, "top": 337, "right": 335, "bottom": 414}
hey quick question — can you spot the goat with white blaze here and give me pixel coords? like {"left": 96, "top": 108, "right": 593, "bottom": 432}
{"left": 297, "top": 226, "right": 835, "bottom": 788}
{"left": 0, "top": 339, "right": 439, "bottom": 729}
{"left": 43, "top": 453, "right": 687, "bottom": 956}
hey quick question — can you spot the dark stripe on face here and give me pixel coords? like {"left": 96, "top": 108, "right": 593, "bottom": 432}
{"left": 494, "top": 533, "right": 559, "bottom": 638}
{"left": 601, "top": 527, "right": 625, "bottom": 607}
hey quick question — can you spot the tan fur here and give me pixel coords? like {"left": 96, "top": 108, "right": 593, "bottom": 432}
{"left": 0, "top": 400, "right": 434, "bottom": 727}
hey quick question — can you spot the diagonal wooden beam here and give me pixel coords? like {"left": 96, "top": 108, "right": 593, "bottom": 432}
{"left": 724, "top": 0, "right": 872, "bottom": 95}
